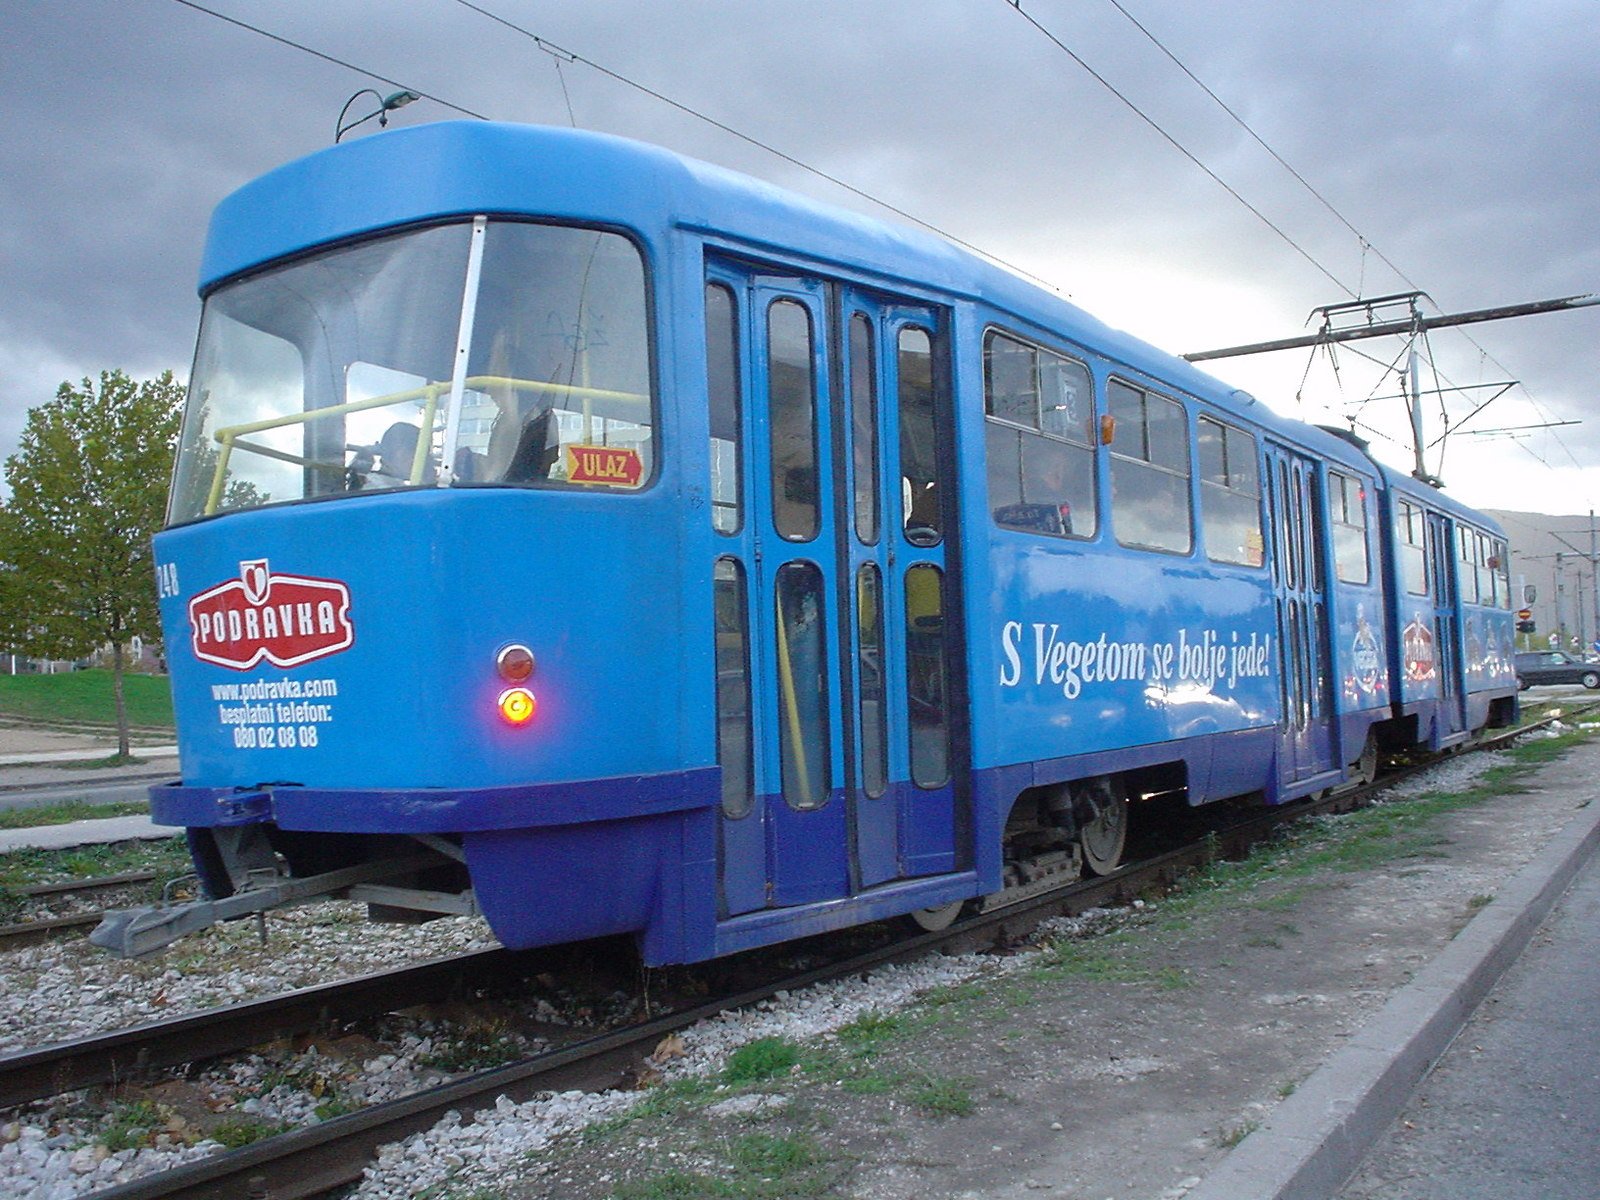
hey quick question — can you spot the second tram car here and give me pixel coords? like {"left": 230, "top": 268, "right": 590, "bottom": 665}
{"left": 99, "top": 122, "right": 1519, "bottom": 962}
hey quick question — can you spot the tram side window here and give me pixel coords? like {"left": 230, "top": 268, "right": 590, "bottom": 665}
{"left": 713, "top": 558, "right": 753, "bottom": 819}
{"left": 905, "top": 564, "right": 951, "bottom": 789}
{"left": 982, "top": 330, "right": 1097, "bottom": 540}
{"left": 1458, "top": 527, "right": 1480, "bottom": 604}
{"left": 899, "top": 328, "right": 943, "bottom": 546}
{"left": 850, "top": 314, "right": 880, "bottom": 545}
{"left": 1397, "top": 500, "right": 1428, "bottom": 594}
{"left": 857, "top": 564, "right": 889, "bottom": 798}
{"left": 1493, "top": 538, "right": 1511, "bottom": 609}
{"left": 706, "top": 284, "right": 742, "bottom": 534}
{"left": 1478, "top": 532, "right": 1495, "bottom": 605}
{"left": 1109, "top": 380, "right": 1191, "bottom": 554}
{"left": 1198, "top": 417, "right": 1263, "bottom": 567}
{"left": 775, "top": 562, "right": 831, "bottom": 810}
{"left": 768, "top": 300, "right": 820, "bottom": 542}
{"left": 1329, "top": 470, "right": 1370, "bottom": 584}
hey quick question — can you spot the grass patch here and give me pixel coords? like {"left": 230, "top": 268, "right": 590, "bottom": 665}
{"left": 1219, "top": 1119, "right": 1259, "bottom": 1148}
{"left": 835, "top": 1008, "right": 905, "bottom": 1048}
{"left": 612, "top": 1170, "right": 732, "bottom": 1199}
{"left": 101, "top": 1100, "right": 167, "bottom": 1152}
{"left": 0, "top": 669, "right": 174, "bottom": 728}
{"left": 838, "top": 1071, "right": 897, "bottom": 1095}
{"left": 1028, "top": 933, "right": 1190, "bottom": 991}
{"left": 208, "top": 1117, "right": 287, "bottom": 1149}
{"left": 416, "top": 1028, "right": 526, "bottom": 1073}
{"left": 906, "top": 1074, "right": 975, "bottom": 1117}
{"left": 0, "top": 798, "right": 149, "bottom": 830}
{"left": 729, "top": 1131, "right": 820, "bottom": 1175}
{"left": 0, "top": 839, "right": 191, "bottom": 921}
{"left": 723, "top": 1037, "right": 801, "bottom": 1085}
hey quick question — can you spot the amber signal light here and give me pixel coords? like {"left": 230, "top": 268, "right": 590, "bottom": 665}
{"left": 498, "top": 687, "right": 537, "bottom": 726}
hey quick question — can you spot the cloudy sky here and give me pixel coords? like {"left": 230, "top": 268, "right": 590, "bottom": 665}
{"left": 2, "top": 0, "right": 1596, "bottom": 516}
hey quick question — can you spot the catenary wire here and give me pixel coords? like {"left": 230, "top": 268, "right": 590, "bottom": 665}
{"left": 167, "top": 0, "right": 487, "bottom": 120}
{"left": 448, "top": 0, "right": 1063, "bottom": 292}
{"left": 1097, "top": 0, "right": 1582, "bottom": 473}
{"left": 1001, "top": 0, "right": 1354, "bottom": 297}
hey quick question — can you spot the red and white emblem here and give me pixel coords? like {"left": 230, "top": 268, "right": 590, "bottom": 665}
{"left": 1402, "top": 615, "right": 1437, "bottom": 682}
{"left": 189, "top": 560, "right": 354, "bottom": 671}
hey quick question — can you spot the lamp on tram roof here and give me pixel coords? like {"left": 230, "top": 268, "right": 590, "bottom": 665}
{"left": 335, "top": 88, "right": 423, "bottom": 143}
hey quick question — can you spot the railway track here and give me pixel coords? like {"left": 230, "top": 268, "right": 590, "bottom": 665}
{"left": 0, "top": 714, "right": 1568, "bottom": 1199}
{"left": 1, "top": 872, "right": 163, "bottom": 950}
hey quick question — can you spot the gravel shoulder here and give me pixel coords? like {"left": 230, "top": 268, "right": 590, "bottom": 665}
{"left": 4, "top": 725, "right": 1595, "bottom": 1200}
{"left": 486, "top": 731, "right": 1600, "bottom": 1200}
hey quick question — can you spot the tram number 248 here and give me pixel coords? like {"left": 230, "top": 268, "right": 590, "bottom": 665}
{"left": 232, "top": 724, "right": 320, "bottom": 749}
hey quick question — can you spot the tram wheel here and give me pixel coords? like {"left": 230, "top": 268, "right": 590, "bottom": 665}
{"left": 1079, "top": 779, "right": 1129, "bottom": 876}
{"left": 1354, "top": 734, "right": 1380, "bottom": 785}
{"left": 909, "top": 900, "right": 965, "bottom": 932}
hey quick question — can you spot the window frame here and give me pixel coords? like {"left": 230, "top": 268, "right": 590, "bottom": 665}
{"left": 1197, "top": 414, "right": 1264, "bottom": 568}
{"left": 1107, "top": 376, "right": 1193, "bottom": 556}
{"left": 1328, "top": 469, "right": 1371, "bottom": 585}
{"left": 980, "top": 326, "right": 1099, "bottom": 541}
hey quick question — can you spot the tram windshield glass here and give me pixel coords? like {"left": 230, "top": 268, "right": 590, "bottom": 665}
{"left": 170, "top": 219, "right": 654, "bottom": 524}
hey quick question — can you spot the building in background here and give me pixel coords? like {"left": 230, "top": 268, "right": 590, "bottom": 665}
{"left": 1488, "top": 510, "right": 1600, "bottom": 654}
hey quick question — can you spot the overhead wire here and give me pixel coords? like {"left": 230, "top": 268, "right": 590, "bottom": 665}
{"left": 167, "top": 0, "right": 1063, "bottom": 295}
{"left": 1092, "top": 0, "right": 1584, "bottom": 474}
{"left": 169, "top": 0, "right": 1584, "bottom": 483}
{"left": 447, "top": 0, "right": 1063, "bottom": 291}
{"left": 1001, "top": 0, "right": 1354, "bottom": 297}
{"left": 167, "top": 0, "right": 487, "bottom": 120}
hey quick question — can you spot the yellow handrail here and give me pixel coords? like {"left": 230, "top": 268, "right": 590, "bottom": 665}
{"left": 774, "top": 590, "right": 814, "bottom": 806}
{"left": 203, "top": 375, "right": 650, "bottom": 514}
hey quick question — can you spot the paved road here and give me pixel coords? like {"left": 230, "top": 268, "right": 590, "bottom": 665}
{"left": 1337, "top": 849, "right": 1600, "bottom": 1199}
{"left": 0, "top": 778, "right": 167, "bottom": 813}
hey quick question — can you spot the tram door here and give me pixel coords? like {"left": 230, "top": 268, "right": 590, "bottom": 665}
{"left": 1264, "top": 445, "right": 1337, "bottom": 786}
{"left": 706, "top": 262, "right": 963, "bottom": 917}
{"left": 1427, "top": 513, "right": 1467, "bottom": 740}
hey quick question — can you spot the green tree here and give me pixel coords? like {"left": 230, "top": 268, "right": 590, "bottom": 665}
{"left": 0, "top": 370, "right": 184, "bottom": 756}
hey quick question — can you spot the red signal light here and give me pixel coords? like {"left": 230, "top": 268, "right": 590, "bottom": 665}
{"left": 496, "top": 644, "right": 536, "bottom": 683}
{"left": 498, "top": 687, "right": 537, "bottom": 726}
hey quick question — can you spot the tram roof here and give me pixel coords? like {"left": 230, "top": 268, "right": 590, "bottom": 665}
{"left": 202, "top": 121, "right": 1383, "bottom": 476}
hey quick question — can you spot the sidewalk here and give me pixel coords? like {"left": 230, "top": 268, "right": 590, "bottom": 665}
{"left": 1186, "top": 778, "right": 1600, "bottom": 1200}
{"left": 1336, "top": 848, "right": 1600, "bottom": 1199}
{"left": 0, "top": 814, "right": 175, "bottom": 852}
{"left": 0, "top": 722, "right": 178, "bottom": 791}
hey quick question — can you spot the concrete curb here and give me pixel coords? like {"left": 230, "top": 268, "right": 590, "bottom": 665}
{"left": 0, "top": 814, "right": 177, "bottom": 852}
{"left": 1186, "top": 797, "right": 1600, "bottom": 1200}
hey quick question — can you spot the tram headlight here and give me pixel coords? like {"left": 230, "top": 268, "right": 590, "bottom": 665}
{"left": 496, "top": 643, "right": 536, "bottom": 682}
{"left": 497, "top": 687, "right": 538, "bottom": 726}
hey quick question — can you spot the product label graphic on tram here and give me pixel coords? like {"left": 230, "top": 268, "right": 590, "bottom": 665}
{"left": 1351, "top": 608, "right": 1382, "bottom": 694}
{"left": 1402, "top": 615, "right": 1437, "bottom": 681}
{"left": 188, "top": 559, "right": 354, "bottom": 671}
{"left": 998, "top": 622, "right": 1273, "bottom": 700}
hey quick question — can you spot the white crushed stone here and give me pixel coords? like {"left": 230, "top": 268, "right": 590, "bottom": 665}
{"left": 0, "top": 739, "right": 1552, "bottom": 1199}
{"left": 346, "top": 952, "right": 1009, "bottom": 1200}
{"left": 0, "top": 902, "right": 498, "bottom": 1053}
{"left": 0, "top": 901, "right": 498, "bottom": 1198}
{"left": 1379, "top": 750, "right": 1507, "bottom": 800}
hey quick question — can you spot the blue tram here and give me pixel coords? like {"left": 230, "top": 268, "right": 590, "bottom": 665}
{"left": 111, "top": 122, "right": 1519, "bottom": 962}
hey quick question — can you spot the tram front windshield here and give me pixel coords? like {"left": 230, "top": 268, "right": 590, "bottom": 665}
{"left": 169, "top": 220, "right": 654, "bottom": 525}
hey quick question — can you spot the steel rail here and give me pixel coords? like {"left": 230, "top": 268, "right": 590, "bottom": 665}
{"left": 0, "top": 947, "right": 512, "bottom": 1109}
{"left": 20, "top": 713, "right": 1569, "bottom": 1200}
{"left": 1, "top": 873, "right": 163, "bottom": 950}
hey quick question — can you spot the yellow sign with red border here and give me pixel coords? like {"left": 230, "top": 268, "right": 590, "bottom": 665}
{"left": 564, "top": 444, "right": 643, "bottom": 487}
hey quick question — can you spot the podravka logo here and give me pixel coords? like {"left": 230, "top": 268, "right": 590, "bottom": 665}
{"left": 189, "top": 559, "right": 354, "bottom": 671}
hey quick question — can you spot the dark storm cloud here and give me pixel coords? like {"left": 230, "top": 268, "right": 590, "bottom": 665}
{"left": 1, "top": 0, "right": 1595, "bottom": 507}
